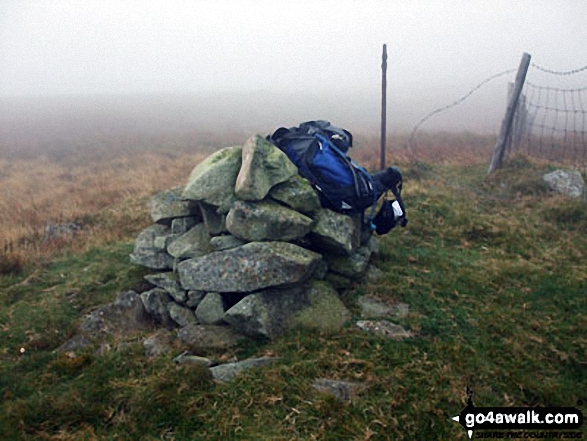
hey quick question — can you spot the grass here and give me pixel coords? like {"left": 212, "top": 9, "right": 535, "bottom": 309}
{"left": 0, "top": 140, "right": 586, "bottom": 439}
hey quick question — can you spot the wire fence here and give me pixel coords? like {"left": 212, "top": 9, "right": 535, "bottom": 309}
{"left": 507, "top": 62, "right": 587, "bottom": 169}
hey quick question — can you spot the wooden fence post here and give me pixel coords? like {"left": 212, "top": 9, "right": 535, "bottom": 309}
{"left": 380, "top": 44, "right": 387, "bottom": 170}
{"left": 488, "top": 52, "right": 531, "bottom": 174}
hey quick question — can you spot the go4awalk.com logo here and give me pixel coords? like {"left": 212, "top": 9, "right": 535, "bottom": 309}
{"left": 451, "top": 387, "right": 584, "bottom": 439}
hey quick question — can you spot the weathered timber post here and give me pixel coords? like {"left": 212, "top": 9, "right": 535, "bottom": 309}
{"left": 380, "top": 43, "right": 387, "bottom": 170}
{"left": 488, "top": 52, "right": 531, "bottom": 174}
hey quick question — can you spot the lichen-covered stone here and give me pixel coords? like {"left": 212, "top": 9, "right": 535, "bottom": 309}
{"left": 168, "top": 303, "right": 198, "bottom": 327}
{"left": 269, "top": 175, "right": 322, "bottom": 213}
{"left": 226, "top": 200, "right": 314, "bottom": 242}
{"left": 324, "top": 245, "right": 372, "bottom": 278}
{"left": 543, "top": 169, "right": 585, "bottom": 198}
{"left": 177, "top": 324, "right": 245, "bottom": 351}
{"left": 195, "top": 292, "right": 226, "bottom": 325}
{"left": 210, "top": 234, "right": 247, "bottom": 251}
{"left": 209, "top": 357, "right": 277, "bottom": 382}
{"left": 177, "top": 242, "right": 321, "bottom": 293}
{"left": 309, "top": 209, "right": 362, "bottom": 255}
{"left": 290, "top": 281, "right": 351, "bottom": 333}
{"left": 144, "top": 272, "right": 187, "bottom": 304}
{"left": 140, "top": 288, "right": 175, "bottom": 328}
{"left": 150, "top": 187, "right": 201, "bottom": 225}
{"left": 167, "top": 223, "right": 214, "bottom": 259}
{"left": 129, "top": 225, "right": 174, "bottom": 270}
{"left": 171, "top": 216, "right": 200, "bottom": 235}
{"left": 182, "top": 146, "right": 242, "bottom": 213}
{"left": 235, "top": 135, "right": 298, "bottom": 201}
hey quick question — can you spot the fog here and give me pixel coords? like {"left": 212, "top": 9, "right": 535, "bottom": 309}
{"left": 1, "top": 0, "right": 586, "bottom": 138}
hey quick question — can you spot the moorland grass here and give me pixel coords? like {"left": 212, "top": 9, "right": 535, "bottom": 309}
{"left": 0, "top": 156, "right": 585, "bottom": 440}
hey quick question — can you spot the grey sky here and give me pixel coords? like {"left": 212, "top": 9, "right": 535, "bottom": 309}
{"left": 1, "top": 1, "right": 586, "bottom": 131}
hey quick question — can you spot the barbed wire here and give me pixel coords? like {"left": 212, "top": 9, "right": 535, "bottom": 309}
{"left": 530, "top": 62, "right": 587, "bottom": 76}
{"left": 408, "top": 68, "right": 516, "bottom": 152}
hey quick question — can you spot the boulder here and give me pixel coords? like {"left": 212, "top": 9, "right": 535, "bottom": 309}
{"left": 235, "top": 135, "right": 298, "bottom": 201}
{"left": 324, "top": 245, "right": 372, "bottom": 278}
{"left": 182, "top": 146, "right": 242, "bottom": 213}
{"left": 226, "top": 200, "right": 314, "bottom": 242}
{"left": 177, "top": 242, "right": 321, "bottom": 293}
{"left": 195, "top": 292, "right": 226, "bottom": 325}
{"left": 144, "top": 272, "right": 187, "bottom": 304}
{"left": 543, "top": 169, "right": 585, "bottom": 198}
{"left": 129, "top": 225, "right": 174, "bottom": 270}
{"left": 168, "top": 303, "right": 198, "bottom": 327}
{"left": 309, "top": 209, "right": 362, "bottom": 256}
{"left": 140, "top": 288, "right": 175, "bottom": 328}
{"left": 289, "top": 281, "right": 351, "bottom": 333}
{"left": 223, "top": 281, "right": 350, "bottom": 339}
{"left": 222, "top": 285, "right": 308, "bottom": 339}
{"left": 150, "top": 187, "right": 200, "bottom": 225}
{"left": 167, "top": 223, "right": 214, "bottom": 259}
{"left": 269, "top": 175, "right": 322, "bottom": 213}
{"left": 178, "top": 324, "right": 245, "bottom": 351}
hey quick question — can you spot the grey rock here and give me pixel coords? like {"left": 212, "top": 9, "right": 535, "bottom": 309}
{"left": 173, "top": 351, "right": 214, "bottom": 367}
{"left": 269, "top": 175, "right": 322, "bottom": 213}
{"left": 130, "top": 224, "right": 174, "bottom": 270}
{"left": 235, "top": 135, "right": 298, "bottom": 201}
{"left": 145, "top": 272, "right": 187, "bottom": 304}
{"left": 168, "top": 303, "right": 198, "bottom": 327}
{"left": 356, "top": 320, "right": 414, "bottom": 340}
{"left": 80, "top": 290, "right": 152, "bottom": 335}
{"left": 177, "top": 241, "right": 321, "bottom": 293}
{"left": 182, "top": 146, "right": 242, "bottom": 213}
{"left": 150, "top": 187, "right": 201, "bottom": 225}
{"left": 167, "top": 223, "right": 214, "bottom": 259}
{"left": 186, "top": 290, "right": 206, "bottom": 309}
{"left": 312, "top": 378, "right": 366, "bottom": 401}
{"left": 198, "top": 201, "right": 227, "bottom": 235}
{"left": 195, "top": 292, "right": 226, "bottom": 325}
{"left": 210, "top": 234, "right": 247, "bottom": 251}
{"left": 325, "top": 245, "right": 372, "bottom": 278}
{"left": 543, "top": 169, "right": 585, "bottom": 198}
{"left": 209, "top": 356, "right": 277, "bottom": 382}
{"left": 289, "top": 281, "right": 351, "bottom": 333}
{"left": 358, "top": 297, "right": 409, "bottom": 319}
{"left": 171, "top": 216, "right": 200, "bottom": 235}
{"left": 178, "top": 324, "right": 245, "bottom": 351}
{"left": 140, "top": 288, "right": 175, "bottom": 328}
{"left": 226, "top": 200, "right": 314, "bottom": 242}
{"left": 143, "top": 331, "right": 174, "bottom": 357}
{"left": 56, "top": 334, "right": 91, "bottom": 353}
{"left": 309, "top": 209, "right": 362, "bottom": 256}
{"left": 224, "top": 281, "right": 350, "bottom": 339}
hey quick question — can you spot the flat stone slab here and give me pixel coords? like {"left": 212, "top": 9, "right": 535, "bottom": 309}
{"left": 177, "top": 241, "right": 321, "bottom": 293}
{"left": 235, "top": 135, "right": 298, "bottom": 201}
{"left": 358, "top": 296, "right": 409, "bottom": 319}
{"left": 312, "top": 378, "right": 367, "bottom": 401}
{"left": 150, "top": 187, "right": 200, "bottom": 225}
{"left": 226, "top": 200, "right": 314, "bottom": 242}
{"left": 356, "top": 320, "right": 414, "bottom": 340}
{"left": 167, "top": 223, "right": 213, "bottom": 259}
{"left": 209, "top": 356, "right": 277, "bottom": 382}
{"left": 178, "top": 324, "right": 245, "bottom": 351}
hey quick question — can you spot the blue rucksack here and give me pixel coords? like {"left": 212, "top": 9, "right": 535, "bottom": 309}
{"left": 267, "top": 121, "right": 380, "bottom": 225}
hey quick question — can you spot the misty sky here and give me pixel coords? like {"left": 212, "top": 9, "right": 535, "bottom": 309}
{"left": 1, "top": 0, "right": 586, "bottom": 132}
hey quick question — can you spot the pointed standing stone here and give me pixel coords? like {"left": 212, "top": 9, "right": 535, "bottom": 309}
{"left": 235, "top": 135, "right": 298, "bottom": 201}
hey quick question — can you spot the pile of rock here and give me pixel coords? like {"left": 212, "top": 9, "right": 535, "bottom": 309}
{"left": 130, "top": 135, "right": 380, "bottom": 344}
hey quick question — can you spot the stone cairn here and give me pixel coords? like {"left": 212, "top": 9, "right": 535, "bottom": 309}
{"left": 130, "top": 135, "right": 380, "bottom": 346}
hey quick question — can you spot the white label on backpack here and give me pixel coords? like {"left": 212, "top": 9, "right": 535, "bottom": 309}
{"left": 341, "top": 201, "right": 352, "bottom": 210}
{"left": 392, "top": 200, "right": 403, "bottom": 218}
